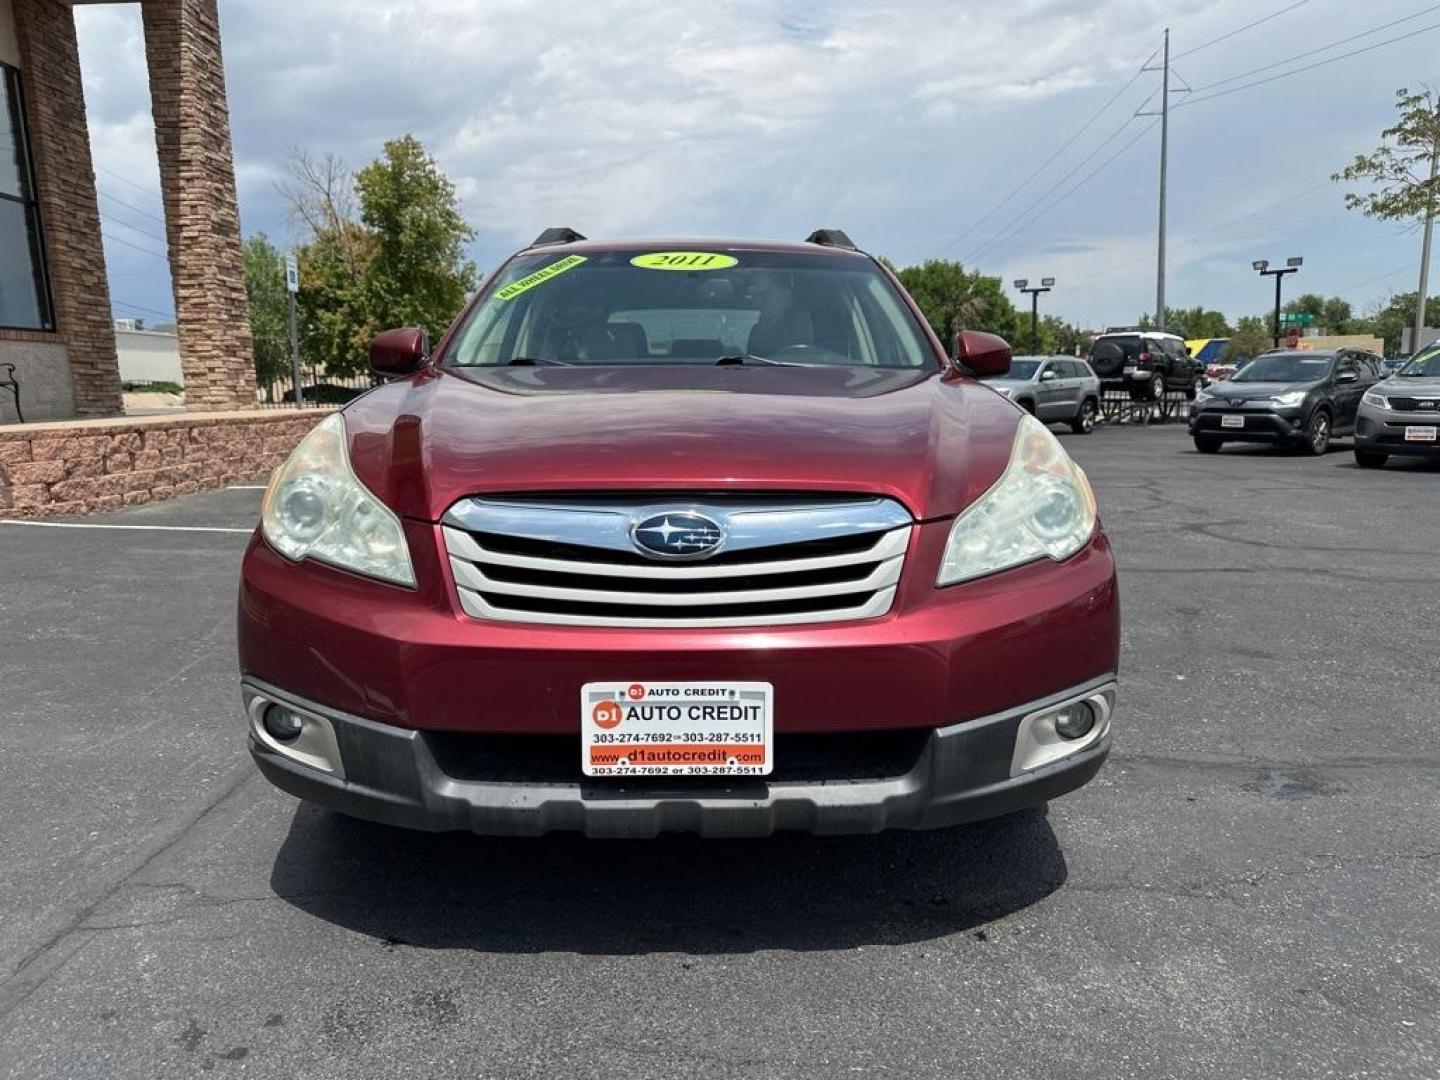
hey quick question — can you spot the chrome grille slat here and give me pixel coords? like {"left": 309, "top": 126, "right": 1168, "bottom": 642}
{"left": 441, "top": 495, "right": 913, "bottom": 628}
{"left": 449, "top": 553, "right": 904, "bottom": 606}
{"left": 441, "top": 525, "right": 910, "bottom": 579}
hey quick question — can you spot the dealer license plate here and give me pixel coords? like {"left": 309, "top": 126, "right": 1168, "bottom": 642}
{"left": 581, "top": 682, "right": 773, "bottom": 777}
{"left": 1221, "top": 415, "right": 1245, "bottom": 429}
{"left": 1404, "top": 425, "right": 1438, "bottom": 442}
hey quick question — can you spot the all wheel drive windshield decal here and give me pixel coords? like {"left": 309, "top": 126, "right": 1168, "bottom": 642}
{"left": 494, "top": 255, "right": 587, "bottom": 301}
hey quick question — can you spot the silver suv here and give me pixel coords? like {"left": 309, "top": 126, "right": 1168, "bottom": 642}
{"left": 980, "top": 355, "right": 1102, "bottom": 434}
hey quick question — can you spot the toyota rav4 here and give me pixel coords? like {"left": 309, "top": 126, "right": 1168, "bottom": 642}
{"left": 239, "top": 229, "right": 1120, "bottom": 838}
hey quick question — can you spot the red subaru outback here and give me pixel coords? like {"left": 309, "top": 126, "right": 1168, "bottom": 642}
{"left": 239, "top": 229, "right": 1119, "bottom": 837}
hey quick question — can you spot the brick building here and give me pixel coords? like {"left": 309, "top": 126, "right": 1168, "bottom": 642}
{"left": 0, "top": 0, "right": 254, "bottom": 422}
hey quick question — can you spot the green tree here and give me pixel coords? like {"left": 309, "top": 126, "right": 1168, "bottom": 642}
{"left": 1224, "top": 315, "right": 1272, "bottom": 361}
{"left": 1355, "top": 290, "right": 1440, "bottom": 354}
{"left": 1281, "top": 293, "right": 1353, "bottom": 336}
{"left": 1036, "top": 314, "right": 1092, "bottom": 355}
{"left": 1334, "top": 87, "right": 1440, "bottom": 342}
{"left": 279, "top": 138, "right": 477, "bottom": 377}
{"left": 889, "top": 259, "right": 1023, "bottom": 348}
{"left": 242, "top": 232, "right": 291, "bottom": 390}
{"left": 355, "top": 135, "right": 477, "bottom": 354}
{"left": 1160, "top": 306, "right": 1231, "bottom": 339}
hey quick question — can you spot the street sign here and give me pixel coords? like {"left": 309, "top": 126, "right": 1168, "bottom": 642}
{"left": 1279, "top": 312, "right": 1313, "bottom": 327}
{"left": 285, "top": 254, "right": 299, "bottom": 294}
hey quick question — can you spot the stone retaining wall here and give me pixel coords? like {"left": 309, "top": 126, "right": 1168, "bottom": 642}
{"left": 0, "top": 409, "right": 331, "bottom": 517}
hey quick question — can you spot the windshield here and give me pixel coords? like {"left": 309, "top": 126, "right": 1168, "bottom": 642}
{"left": 989, "top": 360, "right": 1041, "bottom": 380}
{"left": 445, "top": 248, "right": 934, "bottom": 369}
{"left": 1230, "top": 354, "right": 1334, "bottom": 383}
{"left": 1399, "top": 347, "right": 1440, "bottom": 377}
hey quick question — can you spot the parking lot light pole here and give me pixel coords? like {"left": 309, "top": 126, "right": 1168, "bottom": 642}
{"left": 1014, "top": 278, "right": 1055, "bottom": 353}
{"left": 1253, "top": 257, "right": 1302, "bottom": 348}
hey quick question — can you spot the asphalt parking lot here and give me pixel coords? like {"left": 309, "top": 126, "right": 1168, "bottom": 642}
{"left": 1, "top": 424, "right": 1436, "bottom": 1080}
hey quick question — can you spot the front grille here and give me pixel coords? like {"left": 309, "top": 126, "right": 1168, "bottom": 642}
{"left": 442, "top": 494, "right": 913, "bottom": 627}
{"left": 1386, "top": 396, "right": 1440, "bottom": 412}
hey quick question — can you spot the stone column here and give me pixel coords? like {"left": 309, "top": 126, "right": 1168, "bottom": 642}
{"left": 11, "top": 0, "right": 122, "bottom": 417}
{"left": 141, "top": 0, "right": 255, "bottom": 411}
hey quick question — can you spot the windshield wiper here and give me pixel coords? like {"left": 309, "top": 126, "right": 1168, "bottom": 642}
{"left": 714, "top": 353, "right": 822, "bottom": 368}
{"left": 506, "top": 356, "right": 573, "bottom": 367}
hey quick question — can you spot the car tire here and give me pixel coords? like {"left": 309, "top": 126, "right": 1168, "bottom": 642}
{"left": 1302, "top": 408, "right": 1332, "bottom": 455}
{"left": 1070, "top": 398, "right": 1097, "bottom": 434}
{"left": 1194, "top": 435, "right": 1222, "bottom": 454}
{"left": 1354, "top": 449, "right": 1388, "bottom": 469}
{"left": 1185, "top": 374, "right": 1205, "bottom": 401}
{"left": 1131, "top": 372, "right": 1165, "bottom": 402}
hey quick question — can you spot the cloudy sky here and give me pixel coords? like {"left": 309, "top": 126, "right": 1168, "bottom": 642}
{"left": 75, "top": 0, "right": 1440, "bottom": 334}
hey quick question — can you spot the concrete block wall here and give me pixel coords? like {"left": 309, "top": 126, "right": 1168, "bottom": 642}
{"left": 0, "top": 409, "right": 331, "bottom": 517}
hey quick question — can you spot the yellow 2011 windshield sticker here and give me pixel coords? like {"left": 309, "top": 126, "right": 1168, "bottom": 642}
{"left": 495, "top": 254, "right": 587, "bottom": 301}
{"left": 630, "top": 251, "right": 739, "bottom": 271}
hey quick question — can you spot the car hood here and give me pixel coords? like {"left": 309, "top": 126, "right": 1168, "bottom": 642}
{"left": 1377, "top": 375, "right": 1440, "bottom": 393}
{"left": 340, "top": 365, "right": 1022, "bottom": 522}
{"left": 1209, "top": 380, "right": 1319, "bottom": 398}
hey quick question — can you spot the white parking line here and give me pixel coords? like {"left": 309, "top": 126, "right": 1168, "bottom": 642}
{"left": 227, "top": 485, "right": 267, "bottom": 490}
{"left": 0, "top": 520, "right": 252, "bottom": 534}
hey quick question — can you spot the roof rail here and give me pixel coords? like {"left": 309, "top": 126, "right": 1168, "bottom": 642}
{"left": 805, "top": 228, "right": 858, "bottom": 251}
{"left": 531, "top": 227, "right": 587, "bottom": 247}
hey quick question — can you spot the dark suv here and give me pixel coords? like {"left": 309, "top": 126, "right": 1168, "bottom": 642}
{"left": 1188, "top": 348, "right": 1382, "bottom": 455}
{"left": 1088, "top": 330, "right": 1202, "bottom": 401}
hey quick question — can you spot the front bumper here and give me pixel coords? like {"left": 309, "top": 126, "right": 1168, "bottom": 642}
{"left": 1355, "top": 409, "right": 1440, "bottom": 457}
{"left": 246, "top": 676, "right": 1116, "bottom": 837}
{"left": 1189, "top": 405, "right": 1307, "bottom": 442}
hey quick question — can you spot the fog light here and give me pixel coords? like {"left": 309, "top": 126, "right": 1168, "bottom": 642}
{"left": 262, "top": 704, "right": 305, "bottom": 743}
{"left": 1053, "top": 701, "right": 1096, "bottom": 740}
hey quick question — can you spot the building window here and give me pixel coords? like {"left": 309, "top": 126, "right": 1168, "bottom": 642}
{"left": 0, "top": 62, "right": 53, "bottom": 332}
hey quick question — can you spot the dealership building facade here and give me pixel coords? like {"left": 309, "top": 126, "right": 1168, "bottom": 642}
{"left": 0, "top": 0, "right": 254, "bottom": 422}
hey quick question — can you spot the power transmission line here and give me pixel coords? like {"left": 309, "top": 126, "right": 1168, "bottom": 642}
{"left": 112, "top": 298, "right": 176, "bottom": 321}
{"left": 100, "top": 230, "right": 168, "bottom": 260}
{"left": 1178, "top": 6, "right": 1440, "bottom": 104}
{"left": 1179, "top": 20, "right": 1440, "bottom": 108}
{"left": 953, "top": 0, "right": 1310, "bottom": 267}
{"left": 98, "top": 188, "right": 167, "bottom": 226}
{"left": 93, "top": 164, "right": 164, "bottom": 203}
{"left": 936, "top": 41, "right": 1160, "bottom": 255}
{"left": 1173, "top": 0, "right": 1310, "bottom": 60}
{"left": 99, "top": 211, "right": 167, "bottom": 246}
{"left": 968, "top": 119, "right": 1161, "bottom": 266}
{"left": 1064, "top": 179, "right": 1334, "bottom": 290}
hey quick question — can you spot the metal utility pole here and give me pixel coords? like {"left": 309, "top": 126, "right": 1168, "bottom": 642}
{"left": 1155, "top": 28, "right": 1169, "bottom": 330}
{"left": 1413, "top": 137, "right": 1440, "bottom": 352}
{"left": 1013, "top": 278, "right": 1055, "bottom": 352}
{"left": 284, "top": 253, "right": 303, "bottom": 407}
{"left": 1253, "top": 257, "right": 1303, "bottom": 349}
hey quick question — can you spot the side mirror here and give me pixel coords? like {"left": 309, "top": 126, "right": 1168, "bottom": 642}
{"left": 370, "top": 327, "right": 429, "bottom": 379}
{"left": 1040, "top": 368, "right": 1057, "bottom": 381}
{"left": 951, "top": 329, "right": 1012, "bottom": 377}
{"left": 1336, "top": 370, "right": 1358, "bottom": 384}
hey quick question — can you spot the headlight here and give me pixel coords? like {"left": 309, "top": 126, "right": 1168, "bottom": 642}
{"left": 1195, "top": 389, "right": 1216, "bottom": 405}
{"left": 1269, "top": 390, "right": 1307, "bottom": 407}
{"left": 261, "top": 413, "right": 416, "bottom": 587}
{"left": 1361, "top": 390, "right": 1391, "bottom": 410}
{"left": 936, "top": 414, "right": 1098, "bottom": 586}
